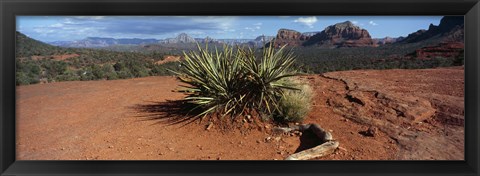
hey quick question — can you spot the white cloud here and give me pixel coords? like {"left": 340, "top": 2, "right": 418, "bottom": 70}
{"left": 73, "top": 16, "right": 106, "bottom": 20}
{"left": 244, "top": 25, "right": 260, "bottom": 32}
{"left": 294, "top": 16, "right": 317, "bottom": 28}
{"left": 352, "top": 21, "right": 358, "bottom": 24}
{"left": 369, "top": 21, "right": 378, "bottom": 26}
{"left": 253, "top": 22, "right": 262, "bottom": 26}
{"left": 190, "top": 16, "right": 237, "bottom": 31}
{"left": 49, "top": 23, "right": 64, "bottom": 28}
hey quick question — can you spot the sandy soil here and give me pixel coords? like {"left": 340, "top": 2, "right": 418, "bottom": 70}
{"left": 16, "top": 67, "right": 464, "bottom": 160}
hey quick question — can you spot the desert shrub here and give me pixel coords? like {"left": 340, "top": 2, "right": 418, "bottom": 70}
{"left": 116, "top": 70, "right": 134, "bottom": 79}
{"left": 151, "top": 62, "right": 181, "bottom": 76}
{"left": 273, "top": 78, "right": 313, "bottom": 123}
{"left": 56, "top": 69, "right": 80, "bottom": 81}
{"left": 16, "top": 72, "right": 35, "bottom": 85}
{"left": 175, "top": 44, "right": 299, "bottom": 121}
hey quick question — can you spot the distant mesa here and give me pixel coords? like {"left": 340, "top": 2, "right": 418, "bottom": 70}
{"left": 267, "top": 28, "right": 313, "bottom": 47}
{"left": 303, "top": 21, "right": 376, "bottom": 48}
{"left": 267, "top": 21, "right": 376, "bottom": 48}
{"left": 264, "top": 28, "right": 314, "bottom": 48}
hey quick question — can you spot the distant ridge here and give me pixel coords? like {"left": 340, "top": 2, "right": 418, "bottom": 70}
{"left": 399, "top": 16, "right": 464, "bottom": 43}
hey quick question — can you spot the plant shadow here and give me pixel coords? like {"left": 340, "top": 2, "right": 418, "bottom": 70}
{"left": 294, "top": 130, "right": 323, "bottom": 153}
{"left": 130, "top": 100, "right": 203, "bottom": 127}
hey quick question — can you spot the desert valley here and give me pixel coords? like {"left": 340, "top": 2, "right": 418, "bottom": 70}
{"left": 16, "top": 16, "right": 465, "bottom": 160}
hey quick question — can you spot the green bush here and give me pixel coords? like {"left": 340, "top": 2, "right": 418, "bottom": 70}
{"left": 176, "top": 44, "right": 299, "bottom": 121}
{"left": 56, "top": 69, "right": 80, "bottom": 81}
{"left": 16, "top": 72, "right": 33, "bottom": 85}
{"left": 273, "top": 78, "right": 313, "bottom": 123}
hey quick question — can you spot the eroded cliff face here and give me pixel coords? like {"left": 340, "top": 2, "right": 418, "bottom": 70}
{"left": 267, "top": 28, "right": 311, "bottom": 47}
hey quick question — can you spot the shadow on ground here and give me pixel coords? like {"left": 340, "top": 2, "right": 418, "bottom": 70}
{"left": 130, "top": 100, "right": 203, "bottom": 126}
{"left": 294, "top": 131, "right": 323, "bottom": 153}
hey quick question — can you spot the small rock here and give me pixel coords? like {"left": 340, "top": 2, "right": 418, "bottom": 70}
{"left": 159, "top": 152, "right": 164, "bottom": 155}
{"left": 216, "top": 157, "right": 221, "bottom": 160}
{"left": 350, "top": 131, "right": 354, "bottom": 135}
{"left": 256, "top": 140, "right": 261, "bottom": 144}
{"left": 366, "top": 126, "right": 378, "bottom": 137}
{"left": 206, "top": 122, "right": 213, "bottom": 130}
{"left": 108, "top": 145, "right": 114, "bottom": 148}
{"left": 60, "top": 147, "right": 65, "bottom": 150}
{"left": 265, "top": 137, "right": 272, "bottom": 142}
{"left": 274, "top": 137, "right": 281, "bottom": 142}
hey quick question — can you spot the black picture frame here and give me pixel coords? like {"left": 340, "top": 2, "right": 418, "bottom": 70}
{"left": 1, "top": 0, "right": 479, "bottom": 175}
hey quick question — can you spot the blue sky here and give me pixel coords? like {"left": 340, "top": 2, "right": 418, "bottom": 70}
{"left": 16, "top": 16, "right": 443, "bottom": 42}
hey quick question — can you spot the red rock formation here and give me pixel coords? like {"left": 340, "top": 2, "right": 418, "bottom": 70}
{"left": 409, "top": 42, "right": 464, "bottom": 60}
{"left": 268, "top": 29, "right": 311, "bottom": 47}
{"left": 303, "top": 21, "right": 376, "bottom": 47}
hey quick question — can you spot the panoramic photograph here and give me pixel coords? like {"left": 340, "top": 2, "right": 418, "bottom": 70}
{"left": 15, "top": 16, "right": 464, "bottom": 160}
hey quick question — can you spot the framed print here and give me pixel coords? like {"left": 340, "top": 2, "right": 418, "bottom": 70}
{"left": 1, "top": 0, "right": 479, "bottom": 175}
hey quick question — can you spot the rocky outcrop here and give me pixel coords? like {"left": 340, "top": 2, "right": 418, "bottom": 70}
{"left": 400, "top": 16, "right": 464, "bottom": 43}
{"left": 303, "top": 21, "right": 376, "bottom": 48}
{"left": 408, "top": 42, "right": 464, "bottom": 60}
{"left": 267, "top": 29, "right": 311, "bottom": 47}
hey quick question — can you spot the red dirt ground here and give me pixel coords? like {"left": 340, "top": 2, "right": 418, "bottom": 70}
{"left": 16, "top": 67, "right": 464, "bottom": 160}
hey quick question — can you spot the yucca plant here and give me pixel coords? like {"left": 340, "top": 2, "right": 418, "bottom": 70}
{"left": 174, "top": 42, "right": 300, "bottom": 122}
